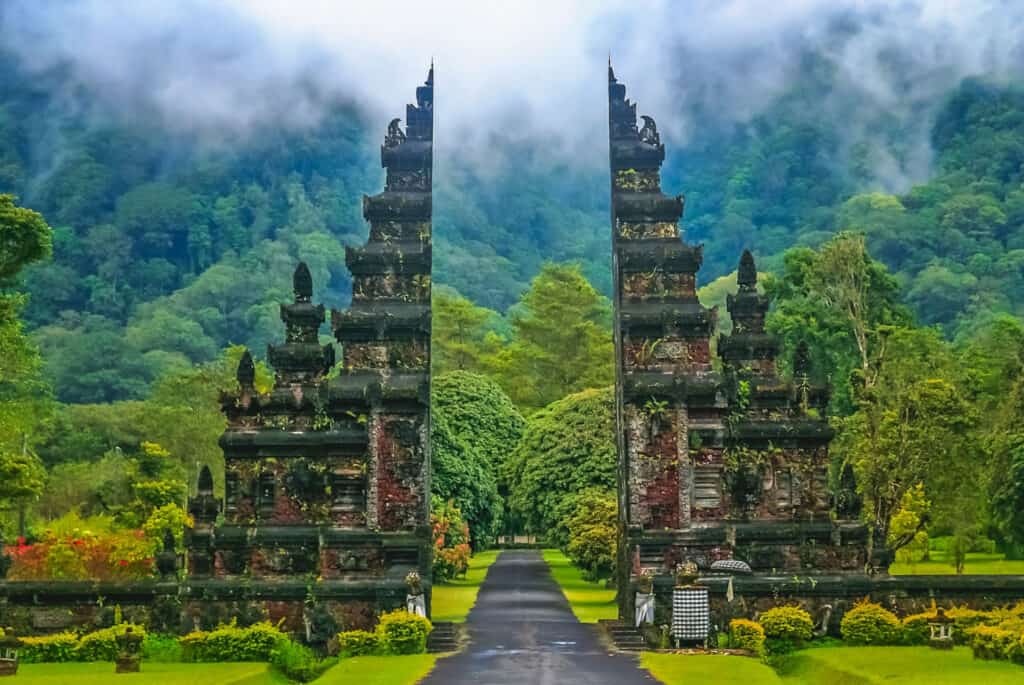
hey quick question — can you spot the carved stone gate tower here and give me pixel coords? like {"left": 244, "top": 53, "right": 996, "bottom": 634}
{"left": 608, "top": 64, "right": 877, "bottom": 628}
{"left": 185, "top": 68, "right": 434, "bottom": 640}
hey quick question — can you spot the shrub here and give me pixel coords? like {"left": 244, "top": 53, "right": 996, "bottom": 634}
{"left": 563, "top": 489, "right": 617, "bottom": 581}
{"left": 142, "top": 634, "right": 183, "bottom": 662}
{"left": 970, "top": 625, "right": 1021, "bottom": 661}
{"left": 376, "top": 610, "right": 432, "bottom": 655}
{"left": 759, "top": 606, "right": 813, "bottom": 643}
{"left": 431, "top": 498, "right": 471, "bottom": 582}
{"left": 19, "top": 632, "right": 78, "bottom": 663}
{"left": 77, "top": 623, "right": 146, "bottom": 661}
{"left": 180, "top": 621, "right": 286, "bottom": 662}
{"left": 337, "top": 630, "right": 380, "bottom": 657}
{"left": 840, "top": 601, "right": 902, "bottom": 645}
{"left": 270, "top": 637, "right": 336, "bottom": 682}
{"left": 728, "top": 619, "right": 765, "bottom": 656}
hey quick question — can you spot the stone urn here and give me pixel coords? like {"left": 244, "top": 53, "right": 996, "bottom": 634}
{"left": 114, "top": 627, "right": 143, "bottom": 673}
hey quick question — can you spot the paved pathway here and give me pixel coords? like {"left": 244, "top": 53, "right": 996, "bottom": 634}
{"left": 422, "top": 550, "right": 656, "bottom": 685}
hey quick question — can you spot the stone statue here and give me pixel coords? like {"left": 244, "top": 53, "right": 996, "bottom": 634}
{"left": 385, "top": 118, "right": 406, "bottom": 148}
{"left": 639, "top": 115, "right": 660, "bottom": 146}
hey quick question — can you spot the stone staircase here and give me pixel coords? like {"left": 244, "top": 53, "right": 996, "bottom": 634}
{"left": 427, "top": 622, "right": 461, "bottom": 653}
{"left": 597, "top": 619, "right": 646, "bottom": 652}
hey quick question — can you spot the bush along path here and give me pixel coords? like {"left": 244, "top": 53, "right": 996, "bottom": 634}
{"left": 421, "top": 550, "right": 655, "bottom": 685}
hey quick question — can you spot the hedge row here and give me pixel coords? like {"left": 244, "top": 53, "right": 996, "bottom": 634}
{"left": 19, "top": 624, "right": 146, "bottom": 663}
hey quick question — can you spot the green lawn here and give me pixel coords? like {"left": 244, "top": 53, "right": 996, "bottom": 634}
{"left": 313, "top": 655, "right": 438, "bottom": 684}
{"left": 642, "top": 652, "right": 782, "bottom": 684}
{"left": 430, "top": 549, "right": 500, "bottom": 622}
{"left": 891, "top": 551, "right": 1024, "bottom": 575}
{"left": 14, "top": 662, "right": 288, "bottom": 684}
{"left": 542, "top": 548, "right": 618, "bottom": 623}
{"left": 642, "top": 647, "right": 1024, "bottom": 684}
{"left": 14, "top": 656, "right": 439, "bottom": 685}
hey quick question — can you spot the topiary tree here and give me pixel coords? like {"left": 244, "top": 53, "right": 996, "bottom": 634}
{"left": 507, "top": 387, "right": 616, "bottom": 540}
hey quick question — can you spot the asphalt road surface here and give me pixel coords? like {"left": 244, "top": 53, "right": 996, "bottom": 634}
{"left": 421, "top": 550, "right": 656, "bottom": 685}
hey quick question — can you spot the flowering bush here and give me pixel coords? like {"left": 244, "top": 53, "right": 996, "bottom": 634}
{"left": 431, "top": 498, "right": 470, "bottom": 582}
{"left": 7, "top": 515, "right": 155, "bottom": 581}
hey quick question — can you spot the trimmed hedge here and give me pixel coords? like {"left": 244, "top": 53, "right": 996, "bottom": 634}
{"left": 759, "top": 606, "right": 813, "bottom": 643}
{"left": 377, "top": 610, "right": 433, "bottom": 655}
{"left": 840, "top": 601, "right": 902, "bottom": 645}
{"left": 337, "top": 630, "right": 380, "bottom": 657}
{"left": 180, "top": 621, "right": 285, "bottom": 662}
{"left": 970, "top": 625, "right": 1024, "bottom": 662}
{"left": 728, "top": 619, "right": 765, "bottom": 656}
{"left": 19, "top": 632, "right": 79, "bottom": 663}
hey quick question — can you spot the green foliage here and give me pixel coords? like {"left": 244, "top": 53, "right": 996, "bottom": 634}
{"left": 431, "top": 371, "right": 523, "bottom": 544}
{"left": 375, "top": 610, "right": 432, "bottom": 656}
{"left": 490, "top": 263, "right": 613, "bottom": 412}
{"left": 562, "top": 488, "right": 617, "bottom": 581}
{"left": 507, "top": 387, "right": 616, "bottom": 538}
{"left": 336, "top": 630, "right": 380, "bottom": 657}
{"left": 759, "top": 606, "right": 814, "bottom": 644}
{"left": 269, "top": 637, "right": 336, "bottom": 682}
{"left": 728, "top": 619, "right": 766, "bottom": 656}
{"left": 179, "top": 622, "right": 286, "bottom": 662}
{"left": 142, "top": 634, "right": 184, "bottom": 662}
{"left": 840, "top": 601, "right": 902, "bottom": 645}
{"left": 0, "top": 193, "right": 52, "bottom": 282}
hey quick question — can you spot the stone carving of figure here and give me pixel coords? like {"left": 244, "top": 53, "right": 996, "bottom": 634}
{"left": 385, "top": 118, "right": 406, "bottom": 148}
{"left": 639, "top": 115, "right": 660, "bottom": 146}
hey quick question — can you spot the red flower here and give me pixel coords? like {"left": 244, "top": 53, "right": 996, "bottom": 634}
{"left": 16, "top": 536, "right": 26, "bottom": 546}
{"left": 118, "top": 559, "right": 128, "bottom": 567}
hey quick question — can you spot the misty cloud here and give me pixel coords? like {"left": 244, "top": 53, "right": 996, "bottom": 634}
{"left": 2, "top": 1, "right": 1024, "bottom": 187}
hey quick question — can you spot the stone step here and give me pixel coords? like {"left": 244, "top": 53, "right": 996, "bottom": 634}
{"left": 426, "top": 622, "right": 462, "bottom": 653}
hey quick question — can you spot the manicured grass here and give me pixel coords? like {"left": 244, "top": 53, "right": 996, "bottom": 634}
{"left": 642, "top": 647, "right": 1024, "bottom": 684}
{"left": 778, "top": 646, "right": 1024, "bottom": 684}
{"left": 891, "top": 551, "right": 1024, "bottom": 575}
{"left": 430, "top": 549, "right": 501, "bottom": 622}
{"left": 313, "top": 655, "right": 438, "bottom": 684}
{"left": 15, "top": 656, "right": 439, "bottom": 685}
{"left": 542, "top": 548, "right": 618, "bottom": 623}
{"left": 641, "top": 652, "right": 782, "bottom": 684}
{"left": 14, "top": 662, "right": 288, "bottom": 684}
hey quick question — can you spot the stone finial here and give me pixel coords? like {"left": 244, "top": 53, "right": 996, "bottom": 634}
{"left": 197, "top": 465, "right": 214, "bottom": 495}
{"left": 425, "top": 63, "right": 434, "bottom": 87}
{"left": 793, "top": 340, "right": 811, "bottom": 378}
{"left": 293, "top": 262, "right": 313, "bottom": 302}
{"left": 738, "top": 250, "right": 757, "bottom": 292}
{"left": 237, "top": 349, "right": 255, "bottom": 390}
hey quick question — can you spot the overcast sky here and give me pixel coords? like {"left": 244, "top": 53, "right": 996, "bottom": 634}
{"left": 2, "top": 1, "right": 1023, "bottom": 176}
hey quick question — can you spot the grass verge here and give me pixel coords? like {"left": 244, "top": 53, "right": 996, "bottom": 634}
{"left": 15, "top": 656, "right": 439, "bottom": 685}
{"left": 642, "top": 646, "right": 1024, "bottom": 684}
{"left": 541, "top": 548, "right": 617, "bottom": 623}
{"left": 641, "top": 652, "right": 782, "bottom": 684}
{"left": 430, "top": 549, "right": 500, "bottom": 623}
{"left": 13, "top": 662, "right": 288, "bottom": 684}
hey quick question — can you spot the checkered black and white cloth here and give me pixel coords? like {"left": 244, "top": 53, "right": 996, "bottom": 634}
{"left": 671, "top": 586, "right": 709, "bottom": 641}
